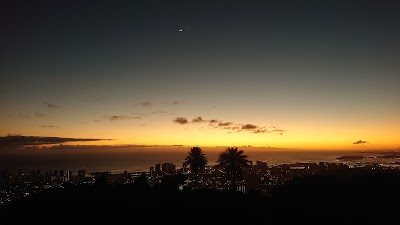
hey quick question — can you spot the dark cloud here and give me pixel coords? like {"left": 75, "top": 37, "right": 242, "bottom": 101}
{"left": 44, "top": 102, "right": 61, "bottom": 109}
{"left": 218, "top": 122, "right": 233, "bottom": 127}
{"left": 209, "top": 119, "right": 219, "bottom": 124}
{"left": 139, "top": 124, "right": 147, "bottom": 127}
{"left": 40, "top": 125, "right": 56, "bottom": 128}
{"left": 0, "top": 89, "right": 6, "bottom": 94}
{"left": 41, "top": 144, "right": 185, "bottom": 151}
{"left": 253, "top": 129, "right": 267, "bottom": 134}
{"left": 192, "top": 117, "right": 206, "bottom": 123}
{"left": 224, "top": 122, "right": 285, "bottom": 135}
{"left": 241, "top": 124, "right": 258, "bottom": 130}
{"left": 173, "top": 117, "right": 188, "bottom": 124}
{"left": 175, "top": 115, "right": 285, "bottom": 135}
{"left": 107, "top": 115, "right": 142, "bottom": 121}
{"left": 353, "top": 140, "right": 369, "bottom": 144}
{"left": 138, "top": 101, "right": 153, "bottom": 108}
{"left": 0, "top": 135, "right": 111, "bottom": 148}
{"left": 93, "top": 119, "right": 101, "bottom": 122}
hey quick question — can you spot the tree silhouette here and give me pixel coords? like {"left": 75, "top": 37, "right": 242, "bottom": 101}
{"left": 183, "top": 147, "right": 208, "bottom": 189}
{"left": 218, "top": 147, "right": 250, "bottom": 191}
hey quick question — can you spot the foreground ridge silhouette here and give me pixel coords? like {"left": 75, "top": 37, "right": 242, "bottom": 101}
{"left": 3, "top": 169, "right": 400, "bottom": 223}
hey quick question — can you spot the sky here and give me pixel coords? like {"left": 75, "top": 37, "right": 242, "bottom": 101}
{"left": 1, "top": 0, "right": 399, "bottom": 150}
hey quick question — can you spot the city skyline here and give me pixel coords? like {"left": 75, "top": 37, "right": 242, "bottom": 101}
{"left": 1, "top": 0, "right": 399, "bottom": 150}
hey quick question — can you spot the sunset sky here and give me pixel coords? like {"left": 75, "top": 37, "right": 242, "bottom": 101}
{"left": 1, "top": 0, "right": 399, "bottom": 150}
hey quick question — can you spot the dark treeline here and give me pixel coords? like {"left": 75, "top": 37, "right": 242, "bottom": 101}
{"left": 2, "top": 147, "right": 400, "bottom": 223}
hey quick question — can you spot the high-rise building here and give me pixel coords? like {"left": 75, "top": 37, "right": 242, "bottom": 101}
{"left": 123, "top": 170, "right": 129, "bottom": 183}
{"left": 162, "top": 163, "right": 176, "bottom": 175}
{"left": 149, "top": 167, "right": 155, "bottom": 177}
{"left": 65, "top": 170, "right": 72, "bottom": 182}
{"left": 78, "top": 170, "right": 86, "bottom": 182}
{"left": 155, "top": 163, "right": 161, "bottom": 176}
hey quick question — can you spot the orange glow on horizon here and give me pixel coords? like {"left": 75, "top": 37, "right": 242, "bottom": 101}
{"left": 1, "top": 104, "right": 399, "bottom": 151}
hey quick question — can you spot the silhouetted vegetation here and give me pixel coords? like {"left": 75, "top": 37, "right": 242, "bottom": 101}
{"left": 217, "top": 147, "right": 251, "bottom": 190}
{"left": 183, "top": 147, "right": 208, "bottom": 189}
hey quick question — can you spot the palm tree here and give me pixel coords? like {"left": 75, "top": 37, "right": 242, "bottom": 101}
{"left": 183, "top": 147, "right": 208, "bottom": 189}
{"left": 217, "top": 147, "right": 250, "bottom": 191}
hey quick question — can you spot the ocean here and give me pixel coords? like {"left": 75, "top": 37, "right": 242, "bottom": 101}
{"left": 0, "top": 148, "right": 397, "bottom": 174}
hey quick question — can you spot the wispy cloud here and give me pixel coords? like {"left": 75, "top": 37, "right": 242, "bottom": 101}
{"left": 271, "top": 129, "right": 285, "bottom": 135}
{"left": 151, "top": 111, "right": 167, "bottom": 114}
{"left": 171, "top": 100, "right": 183, "bottom": 105}
{"left": 107, "top": 115, "right": 142, "bottom": 121}
{"left": 132, "top": 112, "right": 145, "bottom": 116}
{"left": 43, "top": 102, "right": 62, "bottom": 109}
{"left": 34, "top": 112, "right": 47, "bottom": 118}
{"left": 353, "top": 140, "right": 369, "bottom": 144}
{"left": 8, "top": 113, "right": 30, "bottom": 118}
{"left": 137, "top": 101, "right": 153, "bottom": 108}
{"left": 173, "top": 117, "right": 188, "bottom": 124}
{"left": 8, "top": 112, "right": 47, "bottom": 118}
{"left": 40, "top": 125, "right": 56, "bottom": 128}
{"left": 252, "top": 128, "right": 285, "bottom": 135}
